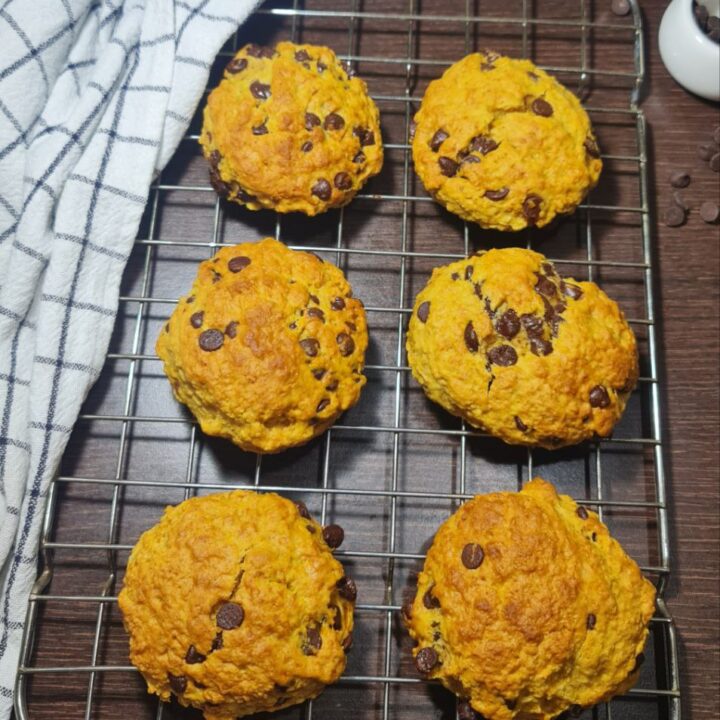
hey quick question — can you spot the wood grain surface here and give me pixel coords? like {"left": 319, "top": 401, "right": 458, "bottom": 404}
{"left": 11, "top": 1, "right": 719, "bottom": 720}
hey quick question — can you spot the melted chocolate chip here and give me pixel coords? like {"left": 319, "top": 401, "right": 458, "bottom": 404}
{"left": 587, "top": 613, "right": 597, "bottom": 630}
{"left": 353, "top": 127, "right": 375, "bottom": 146}
{"left": 429, "top": 129, "right": 449, "bottom": 152}
{"left": 484, "top": 187, "right": 509, "bottom": 201}
{"left": 228, "top": 255, "right": 251, "bottom": 273}
{"left": 330, "top": 604, "right": 343, "bottom": 630}
{"left": 250, "top": 81, "right": 271, "bottom": 100}
{"left": 461, "top": 543, "right": 484, "bottom": 569}
{"left": 334, "top": 172, "right": 352, "bottom": 190}
{"left": 216, "top": 602, "right": 244, "bottom": 630}
{"left": 326, "top": 379, "right": 339, "bottom": 392}
{"left": 353, "top": 151, "right": 366, "bottom": 164}
{"left": 199, "top": 329, "right": 224, "bottom": 352}
{"left": 589, "top": 385, "right": 610, "bottom": 408}
{"left": 505, "top": 699, "right": 517, "bottom": 711}
{"left": 487, "top": 344, "right": 518, "bottom": 366}
{"left": 336, "top": 332, "right": 355, "bottom": 356}
{"left": 323, "top": 524, "right": 344, "bottom": 549}
{"left": 461, "top": 154, "right": 480, "bottom": 164}
{"left": 336, "top": 576, "right": 357, "bottom": 601}
{"left": 303, "top": 625, "right": 322, "bottom": 654}
{"left": 307, "top": 307, "right": 325, "bottom": 321}
{"left": 167, "top": 673, "right": 187, "bottom": 694}
{"left": 531, "top": 97, "right": 554, "bottom": 117}
{"left": 577, "top": 506, "right": 589, "bottom": 520}
{"left": 415, "top": 647, "right": 438, "bottom": 674}
{"left": 185, "top": 645, "right": 206, "bottom": 664}
{"left": 331, "top": 297, "right": 346, "bottom": 310}
{"left": 423, "top": 588, "right": 440, "bottom": 609}
{"left": 312, "top": 178, "right": 332, "bottom": 201}
{"left": 226, "top": 57, "right": 248, "bottom": 74}
{"left": 523, "top": 194, "right": 543, "bottom": 225}
{"left": 246, "top": 44, "right": 274, "bottom": 58}
{"left": 295, "top": 501, "right": 311, "bottom": 519}
{"left": 300, "top": 338, "right": 320, "bottom": 357}
{"left": 305, "top": 112, "right": 322, "bottom": 130}
{"left": 417, "top": 301, "right": 430, "bottom": 323}
{"left": 530, "top": 337, "right": 553, "bottom": 356}
{"left": 225, "top": 321, "right": 238, "bottom": 338}
{"left": 190, "top": 311, "right": 204, "bottom": 328}
{"left": 295, "top": 49, "right": 311, "bottom": 62}
{"left": 438, "top": 156, "right": 459, "bottom": 177}
{"left": 561, "top": 281, "right": 583, "bottom": 300}
{"left": 301, "top": 141, "right": 313, "bottom": 152}
{"left": 469, "top": 134, "right": 499, "bottom": 155}
{"left": 514, "top": 416, "right": 528, "bottom": 432}
{"left": 465, "top": 265, "right": 473, "bottom": 280}
{"left": 252, "top": 121, "right": 268, "bottom": 135}
{"left": 496, "top": 309, "right": 520, "bottom": 339}
{"left": 312, "top": 368, "right": 326, "bottom": 381}
{"left": 535, "top": 273, "right": 557, "bottom": 297}
{"left": 521, "top": 313, "right": 544, "bottom": 338}
{"left": 316, "top": 398, "right": 330, "bottom": 413}
{"left": 210, "top": 632, "right": 223, "bottom": 651}
{"left": 584, "top": 137, "right": 601, "bottom": 158}
{"left": 464, "top": 321, "right": 479, "bottom": 353}
{"left": 324, "top": 113, "right": 345, "bottom": 131}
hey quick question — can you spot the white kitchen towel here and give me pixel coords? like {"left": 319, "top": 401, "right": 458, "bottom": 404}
{"left": 0, "top": 0, "right": 259, "bottom": 713}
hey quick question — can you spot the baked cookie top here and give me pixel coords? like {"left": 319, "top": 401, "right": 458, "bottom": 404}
{"left": 156, "top": 238, "right": 368, "bottom": 453}
{"left": 406, "top": 248, "right": 638, "bottom": 448}
{"left": 200, "top": 42, "right": 383, "bottom": 215}
{"left": 118, "top": 491, "right": 356, "bottom": 720}
{"left": 404, "top": 478, "right": 656, "bottom": 720}
{"left": 412, "top": 52, "right": 602, "bottom": 230}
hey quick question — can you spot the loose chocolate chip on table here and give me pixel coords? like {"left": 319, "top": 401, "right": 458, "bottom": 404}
{"left": 611, "top": 0, "right": 631, "bottom": 16}
{"left": 496, "top": 309, "right": 520, "bottom": 339}
{"left": 484, "top": 187, "right": 509, "bottom": 201}
{"left": 711, "top": 152, "right": 720, "bottom": 172}
{"left": 438, "top": 156, "right": 459, "bottom": 177}
{"left": 334, "top": 172, "right": 352, "bottom": 190}
{"left": 698, "top": 140, "right": 716, "bottom": 160}
{"left": 461, "top": 542, "right": 485, "bottom": 569}
{"left": 252, "top": 122, "right": 268, "bottom": 135}
{"left": 300, "top": 338, "right": 320, "bottom": 357}
{"left": 226, "top": 57, "right": 248, "bottom": 74}
{"left": 514, "top": 416, "right": 528, "bottom": 432}
{"left": 589, "top": 384, "right": 611, "bottom": 408}
{"left": 464, "top": 321, "right": 479, "bottom": 353}
{"left": 415, "top": 647, "right": 439, "bottom": 674}
{"left": 304, "top": 625, "right": 322, "bottom": 654}
{"left": 584, "top": 137, "right": 601, "bottom": 158}
{"left": 331, "top": 297, "right": 346, "bottom": 310}
{"left": 225, "top": 321, "right": 238, "bottom": 338}
{"left": 672, "top": 191, "right": 689, "bottom": 211}
{"left": 312, "top": 178, "right": 332, "bottom": 201}
{"left": 216, "top": 602, "right": 244, "bottom": 630}
{"left": 423, "top": 588, "right": 440, "bottom": 609}
{"left": 317, "top": 398, "right": 330, "bottom": 413}
{"left": 295, "top": 49, "right": 311, "bottom": 62}
{"left": 417, "top": 301, "right": 430, "bottom": 323}
{"left": 700, "top": 200, "right": 720, "bottom": 224}
{"left": 323, "top": 524, "right": 345, "bottom": 549}
{"left": 521, "top": 313, "right": 544, "bottom": 338}
{"left": 353, "top": 127, "right": 375, "bottom": 146}
{"left": 324, "top": 113, "right": 345, "bottom": 131}
{"left": 246, "top": 44, "right": 275, "bottom": 58}
{"left": 429, "top": 129, "right": 449, "bottom": 151}
{"left": 250, "top": 81, "right": 271, "bottom": 100}
{"left": 167, "top": 673, "right": 187, "bottom": 694}
{"left": 301, "top": 141, "right": 313, "bottom": 152}
{"left": 312, "top": 368, "right": 326, "bottom": 380}
{"left": 561, "top": 281, "right": 583, "bottom": 300}
{"left": 669, "top": 170, "right": 691, "bottom": 188}
{"left": 210, "top": 632, "right": 223, "bottom": 651}
{"left": 353, "top": 151, "right": 366, "bottom": 164}
{"left": 530, "top": 337, "right": 553, "bottom": 356}
{"left": 577, "top": 506, "right": 589, "bottom": 520}
{"left": 185, "top": 645, "right": 206, "bottom": 664}
{"left": 523, "top": 194, "right": 543, "bottom": 224}
{"left": 307, "top": 307, "right": 325, "bottom": 321}
{"left": 457, "top": 700, "right": 480, "bottom": 720}
{"left": 336, "top": 576, "right": 357, "bottom": 601}
{"left": 488, "top": 344, "right": 518, "bottom": 366}
{"left": 531, "top": 97, "right": 554, "bottom": 117}
{"left": 336, "top": 332, "right": 355, "bottom": 356}
{"left": 663, "top": 204, "right": 686, "bottom": 227}
{"left": 305, "top": 112, "right": 322, "bottom": 130}
{"left": 199, "top": 329, "right": 224, "bottom": 352}
{"left": 469, "top": 134, "right": 499, "bottom": 155}
{"left": 190, "top": 311, "right": 204, "bottom": 328}
{"left": 587, "top": 613, "right": 597, "bottom": 630}
{"left": 228, "top": 255, "right": 251, "bottom": 272}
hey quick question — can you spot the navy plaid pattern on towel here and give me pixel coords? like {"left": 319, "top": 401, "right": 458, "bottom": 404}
{"left": 0, "top": 1, "right": 258, "bottom": 714}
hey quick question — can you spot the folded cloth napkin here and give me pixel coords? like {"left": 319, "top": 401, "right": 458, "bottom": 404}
{"left": 0, "top": 0, "right": 260, "bottom": 713}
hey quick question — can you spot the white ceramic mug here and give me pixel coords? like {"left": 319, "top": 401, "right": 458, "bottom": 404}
{"left": 659, "top": 0, "right": 720, "bottom": 101}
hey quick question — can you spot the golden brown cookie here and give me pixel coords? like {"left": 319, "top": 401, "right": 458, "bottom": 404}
{"left": 412, "top": 52, "right": 602, "bottom": 230}
{"left": 156, "top": 238, "right": 368, "bottom": 453}
{"left": 404, "top": 478, "right": 656, "bottom": 720}
{"left": 200, "top": 42, "right": 383, "bottom": 215}
{"left": 406, "top": 248, "right": 638, "bottom": 449}
{"left": 118, "top": 490, "right": 356, "bottom": 720}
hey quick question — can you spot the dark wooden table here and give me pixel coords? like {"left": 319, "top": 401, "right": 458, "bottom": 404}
{"left": 12, "top": 2, "right": 719, "bottom": 720}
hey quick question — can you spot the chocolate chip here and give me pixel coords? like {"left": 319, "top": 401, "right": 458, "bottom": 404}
{"left": 587, "top": 613, "right": 597, "bottom": 630}
{"left": 464, "top": 265, "right": 473, "bottom": 280}
{"left": 210, "top": 632, "right": 223, "bottom": 651}
{"left": 303, "top": 625, "right": 322, "bottom": 654}
{"left": 461, "top": 542, "right": 484, "bottom": 569}
{"left": 672, "top": 190, "right": 689, "bottom": 211}
{"left": 309, "top": 294, "right": 320, "bottom": 304}
{"left": 305, "top": 112, "right": 321, "bottom": 130}
{"left": 484, "top": 187, "right": 509, "bottom": 201}
{"left": 317, "top": 61, "right": 327, "bottom": 73}
{"left": 295, "top": 49, "right": 311, "bottom": 62}
{"left": 167, "top": 673, "right": 187, "bottom": 694}
{"left": 514, "top": 416, "right": 528, "bottom": 432}
{"left": 289, "top": 322, "right": 297, "bottom": 330}
{"left": 589, "top": 384, "right": 610, "bottom": 408}
{"left": 535, "top": 273, "right": 557, "bottom": 297}
{"left": 461, "top": 154, "right": 480, "bottom": 164}
{"left": 336, "top": 576, "right": 357, "bottom": 601}
{"left": 711, "top": 153, "right": 720, "bottom": 173}
{"left": 521, "top": 313, "right": 544, "bottom": 338}
{"left": 331, "top": 297, "right": 346, "bottom": 310}
{"left": 300, "top": 338, "right": 320, "bottom": 357}
{"left": 438, "top": 157, "right": 459, "bottom": 177}
{"left": 562, "top": 281, "right": 583, "bottom": 300}
{"left": 487, "top": 344, "right": 518, "bottom": 366}
{"left": 698, "top": 141, "right": 716, "bottom": 160}
{"left": 577, "top": 506, "right": 589, "bottom": 520}
{"left": 228, "top": 256, "right": 251, "bottom": 273}
{"left": 199, "top": 329, "right": 223, "bottom": 351}
{"left": 505, "top": 699, "right": 517, "bottom": 711}
{"left": 307, "top": 307, "right": 325, "bottom": 321}
{"left": 353, "top": 151, "right": 366, "bottom": 164}
{"left": 415, "top": 647, "right": 438, "bottom": 674}
{"left": 611, "top": 0, "right": 631, "bottom": 16}
{"left": 326, "top": 379, "right": 339, "bottom": 391}
{"left": 312, "top": 179, "right": 332, "bottom": 201}
{"left": 522, "top": 194, "right": 543, "bottom": 225}
{"left": 330, "top": 604, "right": 343, "bottom": 630}
{"left": 353, "top": 127, "right": 375, "bottom": 146}
{"left": 211, "top": 270, "right": 222, "bottom": 284}
{"left": 314, "top": 398, "right": 330, "bottom": 414}
{"left": 252, "top": 121, "right": 268, "bottom": 135}
{"left": 190, "top": 311, "right": 204, "bottom": 328}
{"left": 464, "top": 321, "right": 479, "bottom": 353}
{"left": 423, "top": 588, "right": 440, "bottom": 609}
{"left": 323, "top": 524, "right": 344, "bottom": 549}
{"left": 429, "top": 129, "right": 449, "bottom": 152}
{"left": 246, "top": 44, "right": 275, "bottom": 58}
{"left": 324, "top": 113, "right": 345, "bottom": 131}
{"left": 186, "top": 296, "right": 195, "bottom": 304}
{"left": 209, "top": 168, "right": 230, "bottom": 197}
{"left": 225, "top": 321, "right": 238, "bottom": 338}
{"left": 469, "top": 134, "right": 499, "bottom": 155}
{"left": 417, "top": 301, "right": 430, "bottom": 323}
{"left": 584, "top": 137, "right": 601, "bottom": 158}
{"left": 226, "top": 57, "right": 248, "bottom": 74}
{"left": 700, "top": 200, "right": 720, "bottom": 224}
{"left": 185, "top": 645, "right": 206, "bottom": 664}
{"left": 216, "top": 602, "right": 244, "bottom": 630}
{"left": 336, "top": 332, "right": 355, "bottom": 356}
{"left": 250, "top": 81, "right": 271, "bottom": 100}
{"left": 312, "top": 368, "right": 326, "bottom": 381}
{"left": 531, "top": 98, "right": 554, "bottom": 117}
{"left": 301, "top": 141, "right": 313, "bottom": 152}
{"left": 457, "top": 700, "right": 480, "bottom": 720}
{"left": 592, "top": 532, "right": 597, "bottom": 542}
{"left": 669, "top": 170, "right": 690, "bottom": 188}
{"left": 530, "top": 337, "right": 553, "bottom": 356}
{"left": 663, "top": 204, "right": 686, "bottom": 227}
{"left": 295, "top": 501, "right": 311, "bottom": 519}
{"left": 334, "top": 172, "right": 352, "bottom": 190}
{"left": 342, "top": 632, "right": 353, "bottom": 651}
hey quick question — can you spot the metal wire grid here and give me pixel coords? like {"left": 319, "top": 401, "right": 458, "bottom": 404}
{"left": 14, "top": 1, "right": 681, "bottom": 719}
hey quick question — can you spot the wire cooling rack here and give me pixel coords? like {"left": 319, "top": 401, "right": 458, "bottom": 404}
{"left": 13, "top": 1, "right": 681, "bottom": 719}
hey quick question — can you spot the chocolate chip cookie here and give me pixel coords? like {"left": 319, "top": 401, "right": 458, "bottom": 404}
{"left": 404, "top": 478, "right": 656, "bottom": 720}
{"left": 412, "top": 52, "right": 602, "bottom": 230}
{"left": 118, "top": 491, "right": 356, "bottom": 720}
{"left": 200, "top": 42, "right": 383, "bottom": 215}
{"left": 406, "top": 248, "right": 638, "bottom": 448}
{"left": 156, "top": 238, "right": 368, "bottom": 453}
